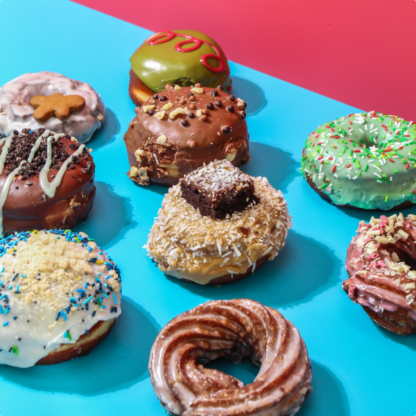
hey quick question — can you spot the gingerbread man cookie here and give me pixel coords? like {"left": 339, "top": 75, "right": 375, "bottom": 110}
{"left": 30, "top": 93, "right": 86, "bottom": 122}
{"left": 0, "top": 72, "right": 105, "bottom": 144}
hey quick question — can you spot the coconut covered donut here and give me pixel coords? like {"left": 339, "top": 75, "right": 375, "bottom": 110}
{"left": 0, "top": 128, "right": 95, "bottom": 236}
{"left": 0, "top": 72, "right": 105, "bottom": 144}
{"left": 149, "top": 299, "right": 312, "bottom": 416}
{"left": 302, "top": 111, "right": 416, "bottom": 210}
{"left": 344, "top": 213, "right": 416, "bottom": 335}
{"left": 146, "top": 160, "right": 291, "bottom": 285}
{"left": 0, "top": 229, "right": 121, "bottom": 368}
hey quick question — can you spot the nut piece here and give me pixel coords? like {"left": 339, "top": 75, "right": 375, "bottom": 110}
{"left": 155, "top": 110, "right": 166, "bottom": 120}
{"left": 162, "top": 102, "right": 173, "bottom": 111}
{"left": 169, "top": 107, "right": 189, "bottom": 120}
{"left": 134, "top": 148, "right": 145, "bottom": 161}
{"left": 226, "top": 149, "right": 237, "bottom": 162}
{"left": 236, "top": 99, "right": 246, "bottom": 108}
{"left": 191, "top": 87, "right": 204, "bottom": 94}
{"left": 129, "top": 166, "right": 139, "bottom": 177}
{"left": 196, "top": 109, "right": 202, "bottom": 117}
{"left": 143, "top": 104, "right": 156, "bottom": 113}
{"left": 157, "top": 134, "right": 167, "bottom": 144}
{"left": 174, "top": 85, "right": 182, "bottom": 90}
{"left": 138, "top": 167, "right": 149, "bottom": 180}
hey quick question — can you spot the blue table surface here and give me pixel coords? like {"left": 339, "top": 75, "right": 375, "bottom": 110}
{"left": 1, "top": 1, "right": 415, "bottom": 415}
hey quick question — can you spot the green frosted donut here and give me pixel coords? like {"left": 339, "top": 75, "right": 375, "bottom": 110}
{"left": 301, "top": 111, "right": 416, "bottom": 210}
{"left": 130, "top": 30, "right": 231, "bottom": 93}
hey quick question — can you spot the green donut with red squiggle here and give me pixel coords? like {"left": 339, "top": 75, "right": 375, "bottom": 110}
{"left": 301, "top": 111, "right": 416, "bottom": 210}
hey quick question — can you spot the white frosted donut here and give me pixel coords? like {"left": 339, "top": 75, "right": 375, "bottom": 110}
{"left": 0, "top": 229, "right": 122, "bottom": 368}
{"left": 0, "top": 72, "right": 106, "bottom": 144}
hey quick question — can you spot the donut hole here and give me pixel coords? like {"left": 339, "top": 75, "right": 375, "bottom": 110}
{"left": 201, "top": 351, "right": 259, "bottom": 386}
{"left": 390, "top": 246, "right": 416, "bottom": 270}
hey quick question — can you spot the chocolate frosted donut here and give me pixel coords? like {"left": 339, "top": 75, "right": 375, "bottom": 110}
{"left": 344, "top": 213, "right": 416, "bottom": 335}
{"left": 0, "top": 229, "right": 121, "bottom": 368}
{"left": 124, "top": 84, "right": 249, "bottom": 186}
{"left": 0, "top": 128, "right": 95, "bottom": 236}
{"left": 149, "top": 299, "right": 312, "bottom": 416}
{"left": 146, "top": 160, "right": 291, "bottom": 285}
{"left": 129, "top": 30, "right": 231, "bottom": 106}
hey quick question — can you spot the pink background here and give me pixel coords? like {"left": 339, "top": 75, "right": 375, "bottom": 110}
{"left": 73, "top": 0, "right": 416, "bottom": 121}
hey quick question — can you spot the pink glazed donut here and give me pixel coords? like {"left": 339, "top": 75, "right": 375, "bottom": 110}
{"left": 0, "top": 72, "right": 105, "bottom": 144}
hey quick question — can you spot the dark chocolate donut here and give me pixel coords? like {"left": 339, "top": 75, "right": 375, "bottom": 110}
{"left": 0, "top": 128, "right": 95, "bottom": 236}
{"left": 124, "top": 84, "right": 250, "bottom": 186}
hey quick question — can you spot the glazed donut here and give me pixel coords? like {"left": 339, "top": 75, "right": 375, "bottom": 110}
{"left": 0, "top": 72, "right": 105, "bottom": 144}
{"left": 0, "top": 229, "right": 121, "bottom": 367}
{"left": 149, "top": 299, "right": 312, "bottom": 416}
{"left": 0, "top": 128, "right": 95, "bottom": 237}
{"left": 301, "top": 111, "right": 416, "bottom": 210}
{"left": 344, "top": 213, "right": 416, "bottom": 335}
{"left": 129, "top": 30, "right": 231, "bottom": 106}
{"left": 124, "top": 84, "right": 249, "bottom": 187}
{"left": 146, "top": 160, "right": 291, "bottom": 285}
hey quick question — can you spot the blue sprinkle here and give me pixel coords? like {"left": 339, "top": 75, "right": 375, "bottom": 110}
{"left": 76, "top": 289, "right": 85, "bottom": 293}
{"left": 4, "top": 307, "right": 9, "bottom": 315}
{"left": 84, "top": 296, "right": 92, "bottom": 304}
{"left": 113, "top": 293, "right": 117, "bottom": 305}
{"left": 3, "top": 322, "right": 8, "bottom": 327}
{"left": 92, "top": 311, "right": 96, "bottom": 317}
{"left": 70, "top": 297, "right": 76, "bottom": 303}
{"left": 12, "top": 273, "right": 18, "bottom": 281}
{"left": 56, "top": 311, "right": 61, "bottom": 321}
{"left": 63, "top": 332, "right": 67, "bottom": 338}
{"left": 63, "top": 311, "right": 67, "bottom": 321}
{"left": 85, "top": 330, "right": 89, "bottom": 335}
{"left": 100, "top": 305, "right": 107, "bottom": 309}
{"left": 84, "top": 282, "right": 88, "bottom": 289}
{"left": 95, "top": 277, "right": 101, "bottom": 283}
{"left": 21, "top": 274, "right": 26, "bottom": 278}
{"left": 8, "top": 285, "right": 12, "bottom": 290}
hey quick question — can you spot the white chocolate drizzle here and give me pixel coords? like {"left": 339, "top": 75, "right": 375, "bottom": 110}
{"left": 0, "top": 130, "right": 86, "bottom": 236}
{"left": 39, "top": 133, "right": 85, "bottom": 198}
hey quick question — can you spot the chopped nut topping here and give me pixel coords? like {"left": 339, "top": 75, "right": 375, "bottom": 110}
{"left": 155, "top": 110, "right": 166, "bottom": 120}
{"left": 156, "top": 134, "right": 167, "bottom": 144}
{"left": 162, "top": 102, "right": 173, "bottom": 111}
{"left": 143, "top": 104, "right": 156, "bottom": 113}
{"left": 191, "top": 87, "right": 204, "bottom": 94}
{"left": 169, "top": 107, "right": 189, "bottom": 120}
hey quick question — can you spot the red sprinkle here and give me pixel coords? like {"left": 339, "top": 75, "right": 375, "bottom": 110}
{"left": 353, "top": 149, "right": 361, "bottom": 153}
{"left": 346, "top": 164, "right": 352, "bottom": 168}
{"left": 389, "top": 159, "right": 395, "bottom": 163}
{"left": 406, "top": 163, "right": 409, "bottom": 169}
{"left": 332, "top": 166, "right": 336, "bottom": 173}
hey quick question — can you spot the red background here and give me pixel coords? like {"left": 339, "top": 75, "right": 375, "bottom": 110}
{"left": 73, "top": 0, "right": 416, "bottom": 121}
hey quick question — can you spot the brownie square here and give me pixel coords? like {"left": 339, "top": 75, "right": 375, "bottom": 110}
{"left": 180, "top": 160, "right": 259, "bottom": 219}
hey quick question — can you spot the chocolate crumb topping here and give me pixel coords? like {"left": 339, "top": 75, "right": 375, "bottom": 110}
{"left": 3, "top": 129, "right": 88, "bottom": 179}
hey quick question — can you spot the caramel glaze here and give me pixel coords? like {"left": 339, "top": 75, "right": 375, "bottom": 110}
{"left": 149, "top": 299, "right": 312, "bottom": 416}
{"left": 344, "top": 216, "right": 416, "bottom": 335}
{"left": 0, "top": 135, "right": 95, "bottom": 235}
{"left": 179, "top": 254, "right": 269, "bottom": 286}
{"left": 37, "top": 319, "right": 115, "bottom": 365}
{"left": 124, "top": 84, "right": 250, "bottom": 186}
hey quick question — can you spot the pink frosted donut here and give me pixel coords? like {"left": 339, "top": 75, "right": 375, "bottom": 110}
{"left": 0, "top": 72, "right": 105, "bottom": 144}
